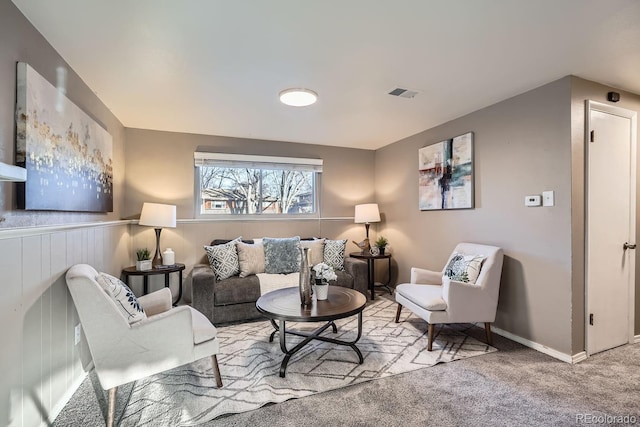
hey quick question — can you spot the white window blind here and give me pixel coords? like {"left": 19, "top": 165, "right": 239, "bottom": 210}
{"left": 194, "top": 152, "right": 323, "bottom": 172}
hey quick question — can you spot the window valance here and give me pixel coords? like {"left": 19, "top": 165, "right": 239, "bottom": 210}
{"left": 194, "top": 152, "right": 323, "bottom": 172}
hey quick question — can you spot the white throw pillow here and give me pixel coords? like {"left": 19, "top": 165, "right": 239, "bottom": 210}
{"left": 95, "top": 273, "right": 147, "bottom": 324}
{"left": 443, "top": 253, "right": 486, "bottom": 284}
{"left": 236, "top": 241, "right": 266, "bottom": 277}
{"left": 204, "top": 237, "right": 242, "bottom": 280}
{"left": 300, "top": 238, "right": 325, "bottom": 266}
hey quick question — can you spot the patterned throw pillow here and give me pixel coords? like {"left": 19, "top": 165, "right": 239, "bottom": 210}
{"left": 263, "top": 237, "right": 301, "bottom": 274}
{"left": 236, "top": 241, "right": 266, "bottom": 277}
{"left": 95, "top": 273, "right": 146, "bottom": 324}
{"left": 443, "top": 253, "right": 486, "bottom": 284}
{"left": 300, "top": 238, "right": 325, "bottom": 266}
{"left": 204, "top": 237, "right": 242, "bottom": 280}
{"left": 323, "top": 239, "right": 347, "bottom": 271}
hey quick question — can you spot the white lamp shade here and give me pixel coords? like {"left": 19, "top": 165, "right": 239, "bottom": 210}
{"left": 139, "top": 203, "right": 176, "bottom": 228}
{"left": 354, "top": 203, "right": 380, "bottom": 224}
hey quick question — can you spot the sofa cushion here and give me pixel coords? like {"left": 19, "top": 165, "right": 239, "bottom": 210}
{"left": 300, "top": 238, "right": 325, "bottom": 265}
{"left": 214, "top": 275, "right": 261, "bottom": 306}
{"left": 95, "top": 273, "right": 147, "bottom": 324}
{"left": 324, "top": 239, "right": 347, "bottom": 271}
{"left": 236, "top": 241, "right": 266, "bottom": 277}
{"left": 263, "top": 236, "right": 301, "bottom": 274}
{"left": 204, "top": 237, "right": 242, "bottom": 280}
{"left": 443, "top": 253, "right": 485, "bottom": 284}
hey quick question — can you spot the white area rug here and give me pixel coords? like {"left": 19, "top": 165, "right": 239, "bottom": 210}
{"left": 119, "top": 298, "right": 496, "bottom": 426}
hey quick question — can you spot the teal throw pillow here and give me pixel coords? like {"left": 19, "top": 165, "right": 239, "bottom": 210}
{"left": 263, "top": 237, "right": 301, "bottom": 274}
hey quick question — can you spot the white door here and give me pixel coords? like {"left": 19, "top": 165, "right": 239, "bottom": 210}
{"left": 586, "top": 100, "right": 637, "bottom": 355}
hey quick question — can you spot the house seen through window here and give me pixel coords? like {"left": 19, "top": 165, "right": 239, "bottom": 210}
{"left": 195, "top": 152, "right": 322, "bottom": 216}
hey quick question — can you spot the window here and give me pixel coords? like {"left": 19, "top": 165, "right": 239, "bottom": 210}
{"left": 195, "top": 152, "right": 322, "bottom": 216}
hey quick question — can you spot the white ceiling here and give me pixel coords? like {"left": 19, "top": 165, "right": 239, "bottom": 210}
{"left": 11, "top": 0, "right": 640, "bottom": 150}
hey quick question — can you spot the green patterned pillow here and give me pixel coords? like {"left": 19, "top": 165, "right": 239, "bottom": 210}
{"left": 443, "top": 253, "right": 486, "bottom": 284}
{"left": 323, "top": 239, "right": 347, "bottom": 271}
{"left": 263, "top": 237, "right": 301, "bottom": 274}
{"left": 204, "top": 237, "right": 242, "bottom": 280}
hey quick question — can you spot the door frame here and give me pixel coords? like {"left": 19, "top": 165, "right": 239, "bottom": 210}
{"left": 584, "top": 100, "right": 637, "bottom": 356}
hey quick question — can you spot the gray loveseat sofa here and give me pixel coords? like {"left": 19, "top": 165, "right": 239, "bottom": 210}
{"left": 192, "top": 238, "right": 368, "bottom": 324}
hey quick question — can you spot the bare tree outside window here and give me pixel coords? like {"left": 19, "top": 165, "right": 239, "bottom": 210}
{"left": 199, "top": 166, "right": 316, "bottom": 215}
{"left": 262, "top": 169, "right": 313, "bottom": 214}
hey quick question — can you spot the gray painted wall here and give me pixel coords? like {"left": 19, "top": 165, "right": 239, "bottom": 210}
{"left": 376, "top": 78, "right": 575, "bottom": 354}
{"left": 123, "top": 128, "right": 376, "bottom": 219}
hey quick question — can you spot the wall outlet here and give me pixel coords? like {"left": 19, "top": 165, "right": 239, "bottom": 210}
{"left": 74, "top": 324, "right": 81, "bottom": 345}
{"left": 525, "top": 195, "right": 541, "bottom": 207}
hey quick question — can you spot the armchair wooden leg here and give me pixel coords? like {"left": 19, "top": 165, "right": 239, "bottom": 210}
{"left": 395, "top": 303, "right": 403, "bottom": 323}
{"left": 427, "top": 323, "right": 435, "bottom": 351}
{"left": 484, "top": 322, "right": 493, "bottom": 346}
{"left": 212, "top": 354, "right": 223, "bottom": 388}
{"left": 107, "top": 387, "right": 117, "bottom": 427}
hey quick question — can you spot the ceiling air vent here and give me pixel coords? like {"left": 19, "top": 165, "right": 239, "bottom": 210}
{"left": 388, "top": 87, "right": 418, "bottom": 98}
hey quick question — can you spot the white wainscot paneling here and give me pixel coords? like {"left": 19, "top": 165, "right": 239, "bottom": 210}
{"left": 0, "top": 221, "right": 130, "bottom": 426}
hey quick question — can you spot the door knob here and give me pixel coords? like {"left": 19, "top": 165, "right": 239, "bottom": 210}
{"left": 623, "top": 242, "right": 636, "bottom": 250}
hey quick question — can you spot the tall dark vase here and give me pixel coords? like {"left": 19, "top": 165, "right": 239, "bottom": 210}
{"left": 299, "top": 247, "right": 312, "bottom": 306}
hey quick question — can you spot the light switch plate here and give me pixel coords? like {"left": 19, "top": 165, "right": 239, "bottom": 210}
{"left": 542, "top": 190, "right": 555, "bottom": 207}
{"left": 525, "top": 195, "right": 541, "bottom": 207}
{"left": 74, "top": 324, "right": 81, "bottom": 345}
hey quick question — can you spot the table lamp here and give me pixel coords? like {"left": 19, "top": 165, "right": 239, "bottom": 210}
{"left": 139, "top": 202, "right": 176, "bottom": 267}
{"left": 354, "top": 203, "right": 380, "bottom": 254}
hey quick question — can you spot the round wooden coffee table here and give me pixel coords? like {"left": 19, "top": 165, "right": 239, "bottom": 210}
{"left": 256, "top": 286, "right": 367, "bottom": 377}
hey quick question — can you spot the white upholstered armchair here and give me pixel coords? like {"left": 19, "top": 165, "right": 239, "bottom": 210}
{"left": 65, "top": 264, "right": 223, "bottom": 427}
{"left": 395, "top": 243, "right": 504, "bottom": 351}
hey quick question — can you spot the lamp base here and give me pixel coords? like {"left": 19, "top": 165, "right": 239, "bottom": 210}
{"left": 152, "top": 228, "right": 164, "bottom": 267}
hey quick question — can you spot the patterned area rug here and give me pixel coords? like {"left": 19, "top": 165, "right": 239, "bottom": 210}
{"left": 119, "top": 298, "right": 496, "bottom": 426}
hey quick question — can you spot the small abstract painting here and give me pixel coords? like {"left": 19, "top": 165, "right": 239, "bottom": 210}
{"left": 418, "top": 132, "right": 474, "bottom": 210}
{"left": 15, "top": 62, "right": 113, "bottom": 212}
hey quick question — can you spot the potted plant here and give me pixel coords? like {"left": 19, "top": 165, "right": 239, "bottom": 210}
{"left": 312, "top": 262, "right": 337, "bottom": 300}
{"left": 136, "top": 248, "right": 152, "bottom": 271}
{"left": 375, "top": 236, "right": 389, "bottom": 255}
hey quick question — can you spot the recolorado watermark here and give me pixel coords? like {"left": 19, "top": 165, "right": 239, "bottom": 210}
{"left": 576, "top": 414, "right": 638, "bottom": 425}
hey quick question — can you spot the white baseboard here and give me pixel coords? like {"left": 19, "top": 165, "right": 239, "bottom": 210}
{"left": 486, "top": 326, "right": 638, "bottom": 362}
{"left": 45, "top": 369, "right": 89, "bottom": 427}
{"left": 571, "top": 351, "right": 588, "bottom": 363}
{"left": 488, "top": 325, "right": 582, "bottom": 364}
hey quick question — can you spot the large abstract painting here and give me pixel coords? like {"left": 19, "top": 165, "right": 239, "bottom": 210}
{"left": 15, "top": 62, "right": 113, "bottom": 212}
{"left": 418, "top": 132, "right": 474, "bottom": 210}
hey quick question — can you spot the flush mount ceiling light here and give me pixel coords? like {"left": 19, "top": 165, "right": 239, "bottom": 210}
{"left": 279, "top": 88, "right": 318, "bottom": 107}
